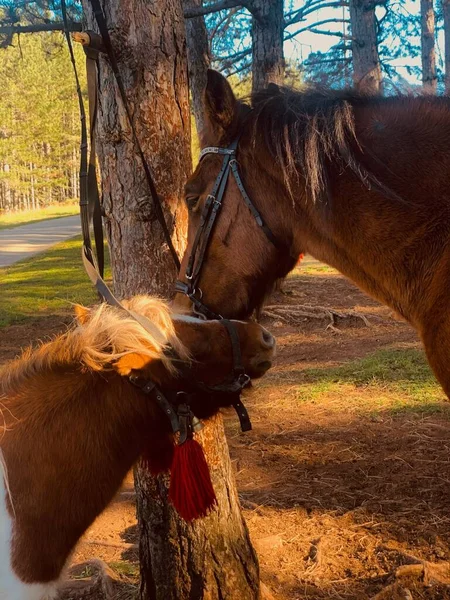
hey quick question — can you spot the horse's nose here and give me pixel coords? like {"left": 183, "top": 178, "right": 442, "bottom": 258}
{"left": 260, "top": 327, "right": 275, "bottom": 350}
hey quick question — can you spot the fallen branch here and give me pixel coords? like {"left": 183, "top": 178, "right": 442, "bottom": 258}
{"left": 261, "top": 304, "right": 371, "bottom": 328}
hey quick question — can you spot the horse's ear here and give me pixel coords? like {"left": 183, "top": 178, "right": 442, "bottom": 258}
{"left": 204, "top": 69, "right": 237, "bottom": 133}
{"left": 267, "top": 82, "right": 281, "bottom": 95}
{"left": 74, "top": 304, "right": 90, "bottom": 325}
{"left": 114, "top": 353, "right": 153, "bottom": 376}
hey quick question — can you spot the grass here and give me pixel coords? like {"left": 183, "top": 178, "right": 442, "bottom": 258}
{"left": 0, "top": 236, "right": 109, "bottom": 327}
{"left": 288, "top": 259, "right": 339, "bottom": 278}
{"left": 0, "top": 204, "right": 78, "bottom": 230}
{"left": 297, "top": 348, "right": 447, "bottom": 413}
{"left": 261, "top": 348, "right": 448, "bottom": 417}
{"left": 109, "top": 561, "right": 139, "bottom": 579}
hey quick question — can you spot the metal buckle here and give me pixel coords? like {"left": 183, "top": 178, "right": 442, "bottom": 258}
{"left": 237, "top": 373, "right": 251, "bottom": 388}
{"left": 190, "top": 287, "right": 203, "bottom": 300}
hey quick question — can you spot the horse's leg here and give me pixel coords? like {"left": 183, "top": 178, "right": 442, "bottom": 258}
{"left": 420, "top": 317, "right": 450, "bottom": 400}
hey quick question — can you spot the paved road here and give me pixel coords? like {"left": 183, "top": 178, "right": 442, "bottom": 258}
{"left": 0, "top": 215, "right": 81, "bottom": 267}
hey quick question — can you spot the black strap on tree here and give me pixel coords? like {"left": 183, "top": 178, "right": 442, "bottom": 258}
{"left": 85, "top": 39, "right": 105, "bottom": 277}
{"left": 61, "top": 0, "right": 105, "bottom": 278}
{"left": 88, "top": 0, "right": 180, "bottom": 270}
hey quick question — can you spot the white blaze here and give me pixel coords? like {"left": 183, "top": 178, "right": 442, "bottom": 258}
{"left": 0, "top": 453, "right": 58, "bottom": 600}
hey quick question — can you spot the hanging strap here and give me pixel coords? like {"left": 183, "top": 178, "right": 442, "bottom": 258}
{"left": 85, "top": 44, "right": 104, "bottom": 277}
{"left": 88, "top": 0, "right": 180, "bottom": 270}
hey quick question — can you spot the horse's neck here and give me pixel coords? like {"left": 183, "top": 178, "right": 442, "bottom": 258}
{"left": 286, "top": 99, "right": 450, "bottom": 322}
{"left": 1, "top": 368, "right": 153, "bottom": 584}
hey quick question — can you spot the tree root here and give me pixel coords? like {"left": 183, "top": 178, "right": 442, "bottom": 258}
{"left": 261, "top": 304, "right": 370, "bottom": 329}
{"left": 370, "top": 553, "right": 450, "bottom": 599}
{"left": 260, "top": 582, "right": 277, "bottom": 600}
{"left": 58, "top": 559, "right": 130, "bottom": 599}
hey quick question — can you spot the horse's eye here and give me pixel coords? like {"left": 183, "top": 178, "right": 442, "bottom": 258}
{"left": 185, "top": 195, "right": 199, "bottom": 211}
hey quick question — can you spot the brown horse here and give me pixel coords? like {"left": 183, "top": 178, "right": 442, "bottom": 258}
{"left": 175, "top": 69, "right": 450, "bottom": 399}
{"left": 0, "top": 295, "right": 274, "bottom": 600}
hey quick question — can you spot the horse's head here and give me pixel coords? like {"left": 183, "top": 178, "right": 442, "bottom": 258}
{"left": 76, "top": 296, "right": 275, "bottom": 418}
{"left": 175, "top": 69, "right": 299, "bottom": 319}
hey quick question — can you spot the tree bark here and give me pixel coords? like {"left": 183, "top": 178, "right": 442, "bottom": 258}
{"left": 136, "top": 414, "right": 259, "bottom": 600}
{"left": 444, "top": 0, "right": 450, "bottom": 93}
{"left": 349, "top": 0, "right": 382, "bottom": 93}
{"left": 184, "top": 0, "right": 211, "bottom": 135}
{"left": 81, "top": 2, "right": 260, "bottom": 599}
{"left": 421, "top": 0, "right": 437, "bottom": 93}
{"left": 251, "top": 0, "right": 285, "bottom": 94}
{"left": 82, "top": 0, "right": 189, "bottom": 298}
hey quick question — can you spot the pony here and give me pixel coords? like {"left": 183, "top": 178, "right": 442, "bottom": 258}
{"left": 0, "top": 295, "right": 275, "bottom": 600}
{"left": 175, "top": 69, "right": 450, "bottom": 399}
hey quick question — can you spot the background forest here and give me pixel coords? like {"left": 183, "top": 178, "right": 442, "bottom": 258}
{"left": 0, "top": 0, "right": 448, "bottom": 213}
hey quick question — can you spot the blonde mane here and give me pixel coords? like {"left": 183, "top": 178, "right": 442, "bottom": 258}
{"left": 0, "top": 295, "right": 187, "bottom": 395}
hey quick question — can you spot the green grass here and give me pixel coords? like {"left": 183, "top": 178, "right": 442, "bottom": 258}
{"left": 0, "top": 236, "right": 110, "bottom": 327}
{"left": 296, "top": 348, "right": 447, "bottom": 413}
{"left": 287, "top": 260, "right": 339, "bottom": 278}
{"left": 263, "top": 348, "right": 447, "bottom": 416}
{"left": 109, "top": 561, "right": 139, "bottom": 578}
{"left": 0, "top": 204, "right": 78, "bottom": 230}
{"left": 299, "top": 264, "right": 339, "bottom": 276}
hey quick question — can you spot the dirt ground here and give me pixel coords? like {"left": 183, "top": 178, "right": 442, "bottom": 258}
{"left": 2, "top": 262, "right": 450, "bottom": 599}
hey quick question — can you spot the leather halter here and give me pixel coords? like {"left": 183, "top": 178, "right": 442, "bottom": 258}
{"left": 175, "top": 137, "right": 287, "bottom": 320}
{"left": 129, "top": 318, "right": 252, "bottom": 433}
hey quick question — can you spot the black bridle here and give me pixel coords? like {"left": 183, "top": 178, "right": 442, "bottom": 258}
{"left": 175, "top": 138, "right": 288, "bottom": 321}
{"left": 129, "top": 317, "right": 252, "bottom": 435}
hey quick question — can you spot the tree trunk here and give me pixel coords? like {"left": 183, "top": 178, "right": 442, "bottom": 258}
{"left": 81, "top": 2, "right": 260, "bottom": 599}
{"left": 136, "top": 414, "right": 259, "bottom": 600}
{"left": 82, "top": 0, "right": 189, "bottom": 298}
{"left": 251, "top": 0, "right": 285, "bottom": 94}
{"left": 444, "top": 0, "right": 450, "bottom": 92}
{"left": 349, "top": 0, "right": 382, "bottom": 93}
{"left": 184, "top": 0, "right": 211, "bottom": 134}
{"left": 421, "top": 0, "right": 437, "bottom": 93}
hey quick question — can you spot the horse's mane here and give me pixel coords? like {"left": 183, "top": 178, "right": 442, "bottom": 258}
{"left": 0, "top": 295, "right": 187, "bottom": 396}
{"left": 248, "top": 85, "right": 428, "bottom": 203}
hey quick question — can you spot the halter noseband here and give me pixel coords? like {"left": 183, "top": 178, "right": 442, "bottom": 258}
{"left": 129, "top": 317, "right": 252, "bottom": 433}
{"left": 175, "top": 137, "right": 288, "bottom": 321}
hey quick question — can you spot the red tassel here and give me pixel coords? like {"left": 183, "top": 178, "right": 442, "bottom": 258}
{"left": 141, "top": 435, "right": 174, "bottom": 475}
{"left": 169, "top": 438, "right": 217, "bottom": 521}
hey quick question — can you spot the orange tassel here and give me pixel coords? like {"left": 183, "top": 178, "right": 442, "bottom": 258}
{"left": 169, "top": 438, "right": 217, "bottom": 521}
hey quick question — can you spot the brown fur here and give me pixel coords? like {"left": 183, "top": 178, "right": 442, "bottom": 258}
{"left": 176, "top": 69, "right": 450, "bottom": 399}
{"left": 0, "top": 295, "right": 274, "bottom": 584}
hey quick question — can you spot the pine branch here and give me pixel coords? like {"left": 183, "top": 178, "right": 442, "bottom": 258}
{"left": 285, "top": 1, "right": 349, "bottom": 28}
{"left": 0, "top": 22, "right": 82, "bottom": 35}
{"left": 184, "top": 0, "right": 250, "bottom": 19}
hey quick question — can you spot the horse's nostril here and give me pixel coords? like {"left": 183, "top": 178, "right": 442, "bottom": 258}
{"left": 261, "top": 328, "right": 275, "bottom": 349}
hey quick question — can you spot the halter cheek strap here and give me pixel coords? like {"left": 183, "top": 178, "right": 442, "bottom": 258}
{"left": 175, "top": 137, "right": 291, "bottom": 321}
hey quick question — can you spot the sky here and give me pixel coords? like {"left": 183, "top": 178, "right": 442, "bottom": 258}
{"left": 283, "top": 0, "right": 442, "bottom": 85}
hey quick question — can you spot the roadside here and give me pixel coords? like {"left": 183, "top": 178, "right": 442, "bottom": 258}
{"left": 0, "top": 204, "right": 78, "bottom": 231}
{"left": 0, "top": 236, "right": 105, "bottom": 329}
{"left": 0, "top": 214, "right": 81, "bottom": 267}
